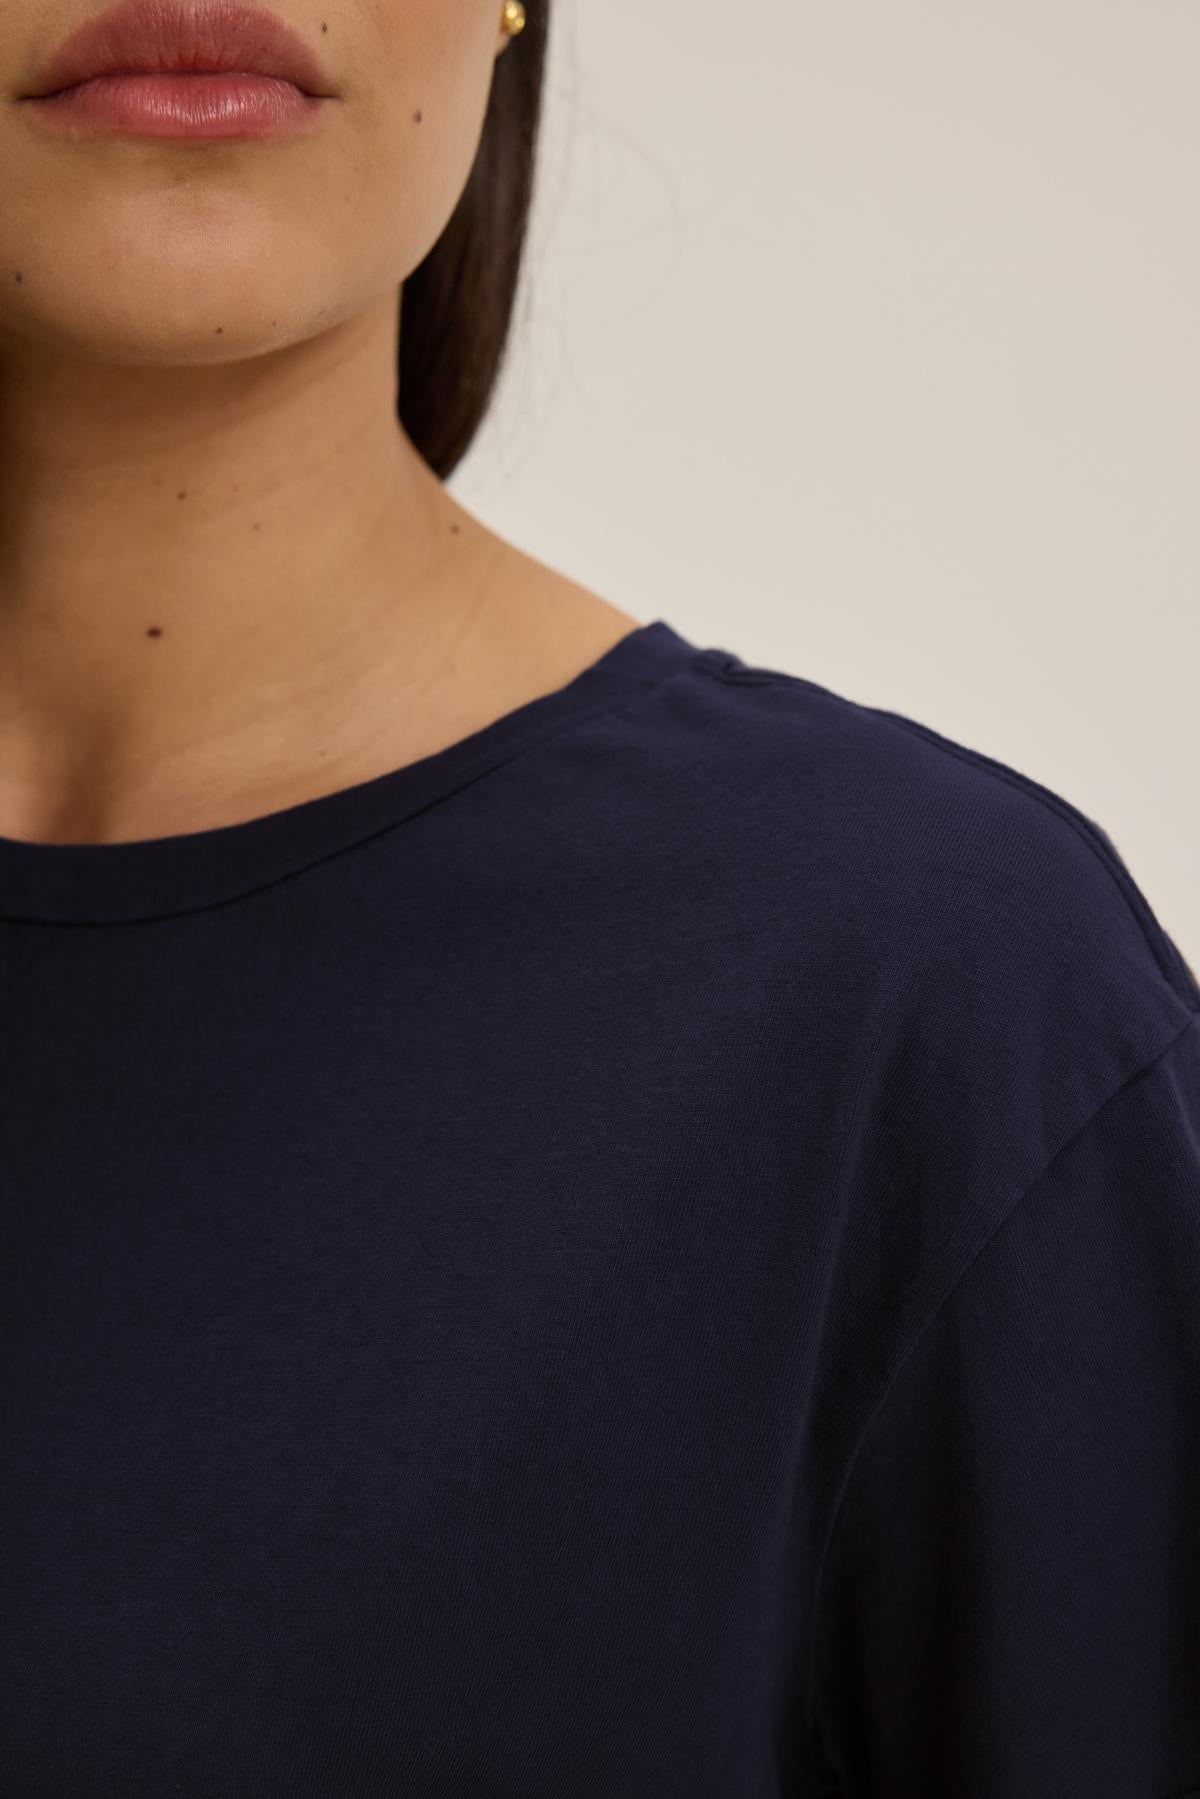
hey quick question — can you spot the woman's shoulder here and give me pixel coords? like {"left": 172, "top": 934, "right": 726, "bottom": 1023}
{"left": 609, "top": 634, "right": 1199, "bottom": 1266}
{"left": 651, "top": 634, "right": 1199, "bottom": 1034}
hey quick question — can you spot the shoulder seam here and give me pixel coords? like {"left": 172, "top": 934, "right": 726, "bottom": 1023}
{"left": 694, "top": 663, "right": 1199, "bottom": 1010}
{"left": 804, "top": 1005, "right": 1200, "bottom": 1753}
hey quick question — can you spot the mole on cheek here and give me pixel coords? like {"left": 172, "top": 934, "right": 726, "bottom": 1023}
{"left": 414, "top": 110, "right": 422, "bottom": 123}
{"left": 145, "top": 626, "right": 163, "bottom": 639}
{"left": 14, "top": 271, "right": 23, "bottom": 284}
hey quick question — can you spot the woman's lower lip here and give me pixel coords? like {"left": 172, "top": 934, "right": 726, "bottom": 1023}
{"left": 21, "top": 72, "right": 330, "bottom": 139}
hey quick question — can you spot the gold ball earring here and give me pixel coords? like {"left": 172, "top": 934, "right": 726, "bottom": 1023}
{"left": 501, "top": 1, "right": 526, "bottom": 37}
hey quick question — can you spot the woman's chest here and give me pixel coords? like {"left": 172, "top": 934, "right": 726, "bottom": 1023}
{"left": 0, "top": 998, "right": 828, "bottom": 1796}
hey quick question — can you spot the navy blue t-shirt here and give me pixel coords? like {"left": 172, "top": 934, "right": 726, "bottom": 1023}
{"left": 2, "top": 617, "right": 1198, "bottom": 1798}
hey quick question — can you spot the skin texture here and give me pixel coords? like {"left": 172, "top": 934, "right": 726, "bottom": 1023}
{"left": 0, "top": 1, "right": 638, "bottom": 845}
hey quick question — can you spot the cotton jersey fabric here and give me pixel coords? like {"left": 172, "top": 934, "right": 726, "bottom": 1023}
{"left": 1, "top": 616, "right": 1198, "bottom": 1799}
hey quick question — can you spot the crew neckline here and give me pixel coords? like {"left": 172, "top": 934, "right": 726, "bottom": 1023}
{"left": 0, "top": 617, "right": 706, "bottom": 927}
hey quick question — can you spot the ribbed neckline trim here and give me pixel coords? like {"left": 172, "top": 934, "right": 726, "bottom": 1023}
{"left": 0, "top": 617, "right": 704, "bottom": 927}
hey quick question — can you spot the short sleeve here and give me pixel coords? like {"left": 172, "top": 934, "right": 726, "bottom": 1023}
{"left": 807, "top": 1009, "right": 1200, "bottom": 1799}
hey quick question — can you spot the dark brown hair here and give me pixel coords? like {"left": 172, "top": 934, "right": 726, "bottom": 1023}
{"left": 397, "top": 6, "right": 551, "bottom": 483}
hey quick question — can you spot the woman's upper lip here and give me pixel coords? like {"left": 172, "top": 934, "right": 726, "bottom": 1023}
{"left": 21, "top": 0, "right": 339, "bottom": 100}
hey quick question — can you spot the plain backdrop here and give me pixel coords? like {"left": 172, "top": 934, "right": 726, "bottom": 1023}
{"left": 451, "top": 0, "right": 1198, "bottom": 975}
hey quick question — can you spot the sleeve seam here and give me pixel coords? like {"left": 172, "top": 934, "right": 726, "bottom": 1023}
{"left": 803, "top": 1004, "right": 1200, "bottom": 1757}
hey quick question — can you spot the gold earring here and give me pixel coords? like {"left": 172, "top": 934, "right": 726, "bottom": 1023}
{"left": 501, "top": 1, "right": 526, "bottom": 37}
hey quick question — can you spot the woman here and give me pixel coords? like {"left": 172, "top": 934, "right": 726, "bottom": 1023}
{"left": 1, "top": 2, "right": 1197, "bottom": 1794}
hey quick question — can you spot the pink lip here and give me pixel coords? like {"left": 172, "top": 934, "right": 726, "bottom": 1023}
{"left": 22, "top": 71, "right": 328, "bottom": 139}
{"left": 19, "top": 0, "right": 338, "bottom": 102}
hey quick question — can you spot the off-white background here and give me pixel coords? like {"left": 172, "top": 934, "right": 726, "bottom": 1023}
{"left": 453, "top": 0, "right": 1198, "bottom": 973}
